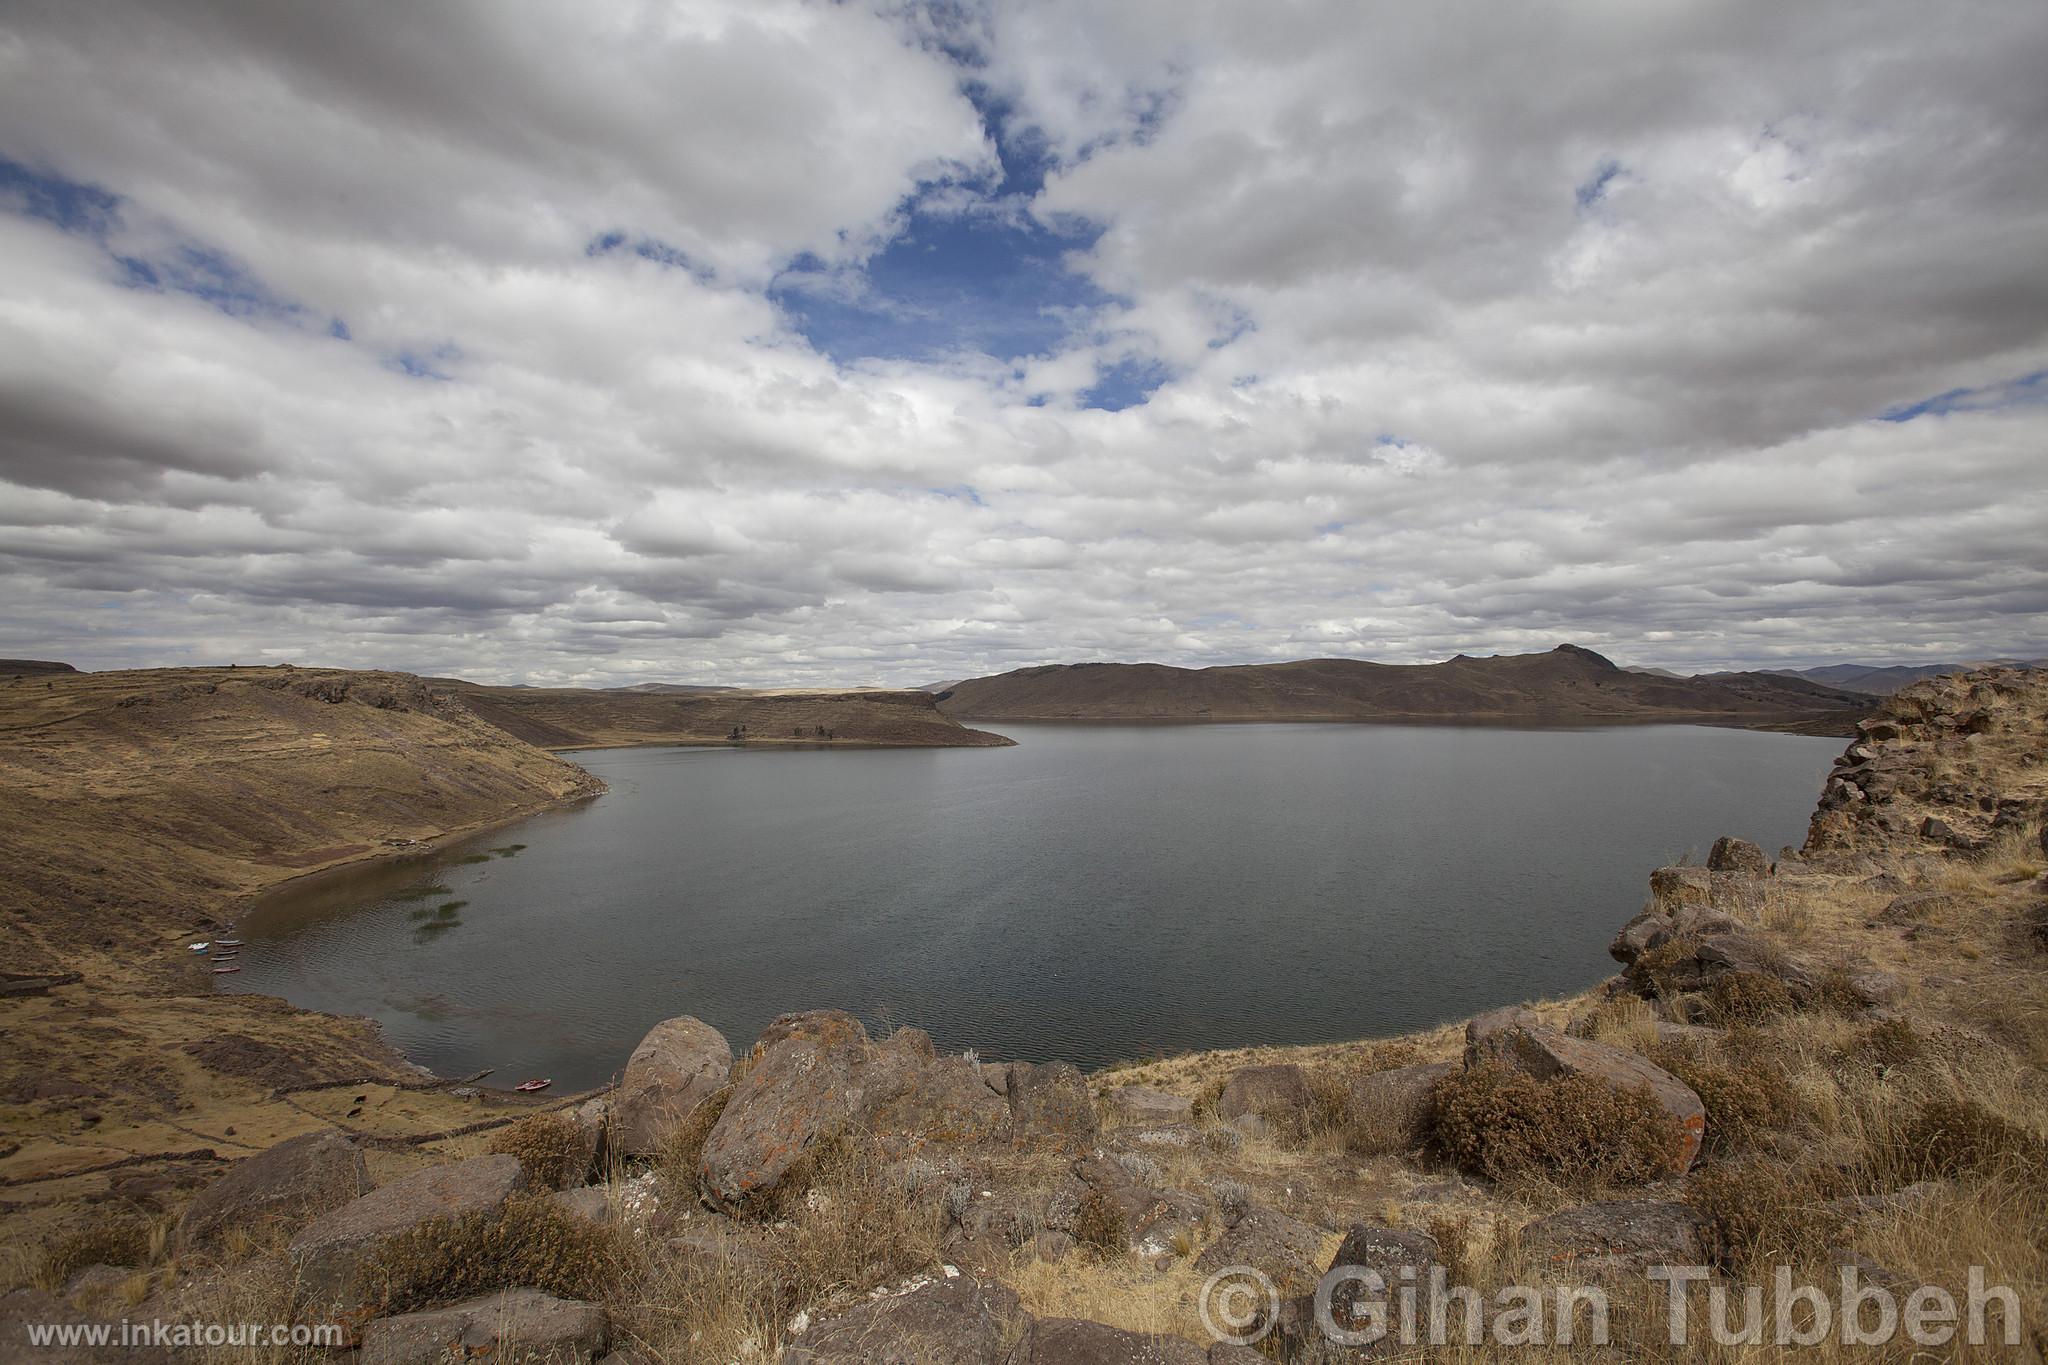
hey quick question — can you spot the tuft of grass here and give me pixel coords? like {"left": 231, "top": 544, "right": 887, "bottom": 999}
{"left": 1428, "top": 1062, "right": 1682, "bottom": 1188}
{"left": 1645, "top": 1042, "right": 1799, "bottom": 1156}
{"left": 1072, "top": 1186, "right": 1127, "bottom": 1261}
{"left": 486, "top": 1113, "right": 591, "bottom": 1190}
{"left": 1703, "top": 971, "right": 1797, "bottom": 1025}
{"left": 363, "top": 1193, "right": 629, "bottom": 1314}
{"left": 1891, "top": 1098, "right": 2047, "bottom": 1184}
{"left": 35, "top": 1212, "right": 152, "bottom": 1291}
{"left": 656, "top": 1085, "right": 732, "bottom": 1197}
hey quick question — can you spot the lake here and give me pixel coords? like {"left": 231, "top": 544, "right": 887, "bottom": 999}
{"left": 224, "top": 723, "right": 1839, "bottom": 1088}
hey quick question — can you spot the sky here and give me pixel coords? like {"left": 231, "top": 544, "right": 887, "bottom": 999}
{"left": 1, "top": 1, "right": 2045, "bottom": 687}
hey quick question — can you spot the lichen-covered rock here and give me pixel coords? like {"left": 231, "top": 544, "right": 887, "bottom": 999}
{"left": 1006, "top": 1061, "right": 1097, "bottom": 1144}
{"left": 287, "top": 1154, "right": 528, "bottom": 1314}
{"left": 698, "top": 1017, "right": 870, "bottom": 1212}
{"left": 175, "top": 1127, "right": 367, "bottom": 1253}
{"left": 1194, "top": 1205, "right": 1330, "bottom": 1295}
{"left": 1072, "top": 1152, "right": 1205, "bottom": 1259}
{"left": 1706, "top": 837, "right": 1769, "bottom": 876}
{"left": 783, "top": 1275, "right": 1034, "bottom": 1364}
{"left": 611, "top": 1015, "right": 732, "bottom": 1159}
{"left": 1518, "top": 1200, "right": 1705, "bottom": 1280}
{"left": 359, "top": 1288, "right": 609, "bottom": 1365}
{"left": 862, "top": 1049, "right": 1015, "bottom": 1154}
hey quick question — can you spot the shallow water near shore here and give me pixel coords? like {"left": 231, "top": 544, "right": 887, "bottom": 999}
{"left": 225, "top": 723, "right": 1839, "bottom": 1088}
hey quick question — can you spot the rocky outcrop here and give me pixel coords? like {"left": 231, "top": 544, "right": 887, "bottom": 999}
{"left": 174, "top": 1128, "right": 367, "bottom": 1253}
{"left": 359, "top": 1288, "right": 609, "bottom": 1365}
{"left": 1465, "top": 1013, "right": 1705, "bottom": 1171}
{"left": 699, "top": 1012, "right": 872, "bottom": 1211}
{"left": 611, "top": 1015, "right": 732, "bottom": 1159}
{"left": 1194, "top": 1205, "right": 1330, "bottom": 1295}
{"left": 1072, "top": 1152, "right": 1207, "bottom": 1259}
{"left": 1029, "top": 1317, "right": 1208, "bottom": 1364}
{"left": 783, "top": 1276, "right": 1035, "bottom": 1364}
{"left": 287, "top": 1154, "right": 528, "bottom": 1313}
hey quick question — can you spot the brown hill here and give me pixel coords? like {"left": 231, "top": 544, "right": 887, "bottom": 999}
{"left": 937, "top": 643, "right": 1870, "bottom": 728}
{"left": 443, "top": 682, "right": 1013, "bottom": 749}
{"left": 1, "top": 658, "right": 77, "bottom": 676}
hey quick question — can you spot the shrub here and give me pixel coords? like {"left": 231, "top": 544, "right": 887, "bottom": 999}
{"left": 1188, "top": 1074, "right": 1230, "bottom": 1122}
{"left": 1859, "top": 1016, "right": 1923, "bottom": 1068}
{"left": 1428, "top": 1062, "right": 1681, "bottom": 1187}
{"left": 1892, "top": 1099, "right": 2046, "bottom": 1183}
{"left": 1304, "top": 1068, "right": 1353, "bottom": 1140}
{"left": 1633, "top": 936, "right": 1701, "bottom": 993}
{"left": 1686, "top": 1158, "right": 1844, "bottom": 1270}
{"left": 1072, "top": 1187, "right": 1126, "bottom": 1261}
{"left": 36, "top": 1212, "right": 150, "bottom": 1291}
{"left": 363, "top": 1194, "right": 627, "bottom": 1314}
{"left": 487, "top": 1113, "right": 591, "bottom": 1190}
{"left": 1704, "top": 972, "right": 1797, "bottom": 1025}
{"left": 1646, "top": 1046, "right": 1797, "bottom": 1156}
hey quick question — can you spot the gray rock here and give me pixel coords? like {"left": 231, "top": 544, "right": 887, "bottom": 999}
{"left": 783, "top": 1276, "right": 1034, "bottom": 1364}
{"left": 548, "top": 1185, "right": 610, "bottom": 1225}
{"left": 862, "top": 1050, "right": 1015, "bottom": 1154}
{"left": 981, "top": 1062, "right": 1011, "bottom": 1096}
{"left": 287, "top": 1154, "right": 528, "bottom": 1314}
{"left": 1072, "top": 1153, "right": 1206, "bottom": 1258}
{"left": 610, "top": 1015, "right": 732, "bottom": 1159}
{"left": 1106, "top": 1085, "right": 1193, "bottom": 1126}
{"left": 1343, "top": 1062, "right": 1454, "bottom": 1154}
{"left": 698, "top": 1013, "right": 870, "bottom": 1211}
{"left": 1518, "top": 1200, "right": 1705, "bottom": 1280}
{"left": 359, "top": 1288, "right": 609, "bottom": 1365}
{"left": 1707, "top": 837, "right": 1769, "bottom": 877}
{"left": 1194, "top": 1205, "right": 1330, "bottom": 1295}
{"left": 1214, "top": 1065, "right": 1311, "bottom": 1135}
{"left": 175, "top": 1128, "right": 368, "bottom": 1254}
{"left": 1319, "top": 1224, "right": 1441, "bottom": 1343}
{"left": 665, "top": 1218, "right": 779, "bottom": 1282}
{"left": 1465, "top": 1020, "right": 1705, "bottom": 1172}
{"left": 1029, "top": 1317, "right": 1206, "bottom": 1364}
{"left": 1007, "top": 1061, "right": 1098, "bottom": 1144}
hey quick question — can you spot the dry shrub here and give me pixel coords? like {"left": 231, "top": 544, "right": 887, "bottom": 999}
{"left": 1814, "top": 966, "right": 1880, "bottom": 1016}
{"left": 363, "top": 1193, "right": 630, "bottom": 1314}
{"left": 1859, "top": 1015, "right": 1924, "bottom": 1068}
{"left": 1703, "top": 971, "right": 1797, "bottom": 1025}
{"left": 1645, "top": 1044, "right": 1797, "bottom": 1156}
{"left": 486, "top": 1112, "right": 591, "bottom": 1190}
{"left": 1303, "top": 1067, "right": 1353, "bottom": 1140}
{"left": 35, "top": 1211, "right": 151, "bottom": 1291}
{"left": 771, "top": 1136, "right": 945, "bottom": 1303}
{"left": 1424, "top": 1212, "right": 1475, "bottom": 1284}
{"left": 1891, "top": 1098, "right": 2047, "bottom": 1183}
{"left": 657, "top": 1085, "right": 733, "bottom": 1196}
{"left": 1428, "top": 1062, "right": 1680, "bottom": 1187}
{"left": 1685, "top": 1157, "right": 1844, "bottom": 1271}
{"left": 1633, "top": 935, "right": 1701, "bottom": 993}
{"left": 1188, "top": 1074, "right": 1230, "bottom": 1122}
{"left": 1072, "top": 1186, "right": 1126, "bottom": 1262}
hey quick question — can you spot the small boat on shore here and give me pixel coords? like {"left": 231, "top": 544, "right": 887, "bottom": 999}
{"left": 212, "top": 965, "right": 241, "bottom": 975}
{"left": 215, "top": 938, "right": 243, "bottom": 949}
{"left": 513, "top": 1078, "right": 552, "bottom": 1093}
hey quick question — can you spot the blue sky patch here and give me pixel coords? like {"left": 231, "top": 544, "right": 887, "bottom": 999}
{"left": 1575, "top": 158, "right": 1625, "bottom": 209}
{"left": 1881, "top": 368, "right": 2048, "bottom": 421}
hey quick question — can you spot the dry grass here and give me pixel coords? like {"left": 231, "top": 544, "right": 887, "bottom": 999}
{"left": 1429, "top": 1063, "right": 1683, "bottom": 1189}
{"left": 486, "top": 1112, "right": 591, "bottom": 1190}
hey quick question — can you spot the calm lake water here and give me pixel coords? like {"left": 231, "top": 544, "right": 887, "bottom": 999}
{"left": 224, "top": 724, "right": 1838, "bottom": 1088}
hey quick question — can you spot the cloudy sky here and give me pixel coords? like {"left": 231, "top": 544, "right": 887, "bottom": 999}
{"left": 2, "top": 1, "right": 2045, "bottom": 686}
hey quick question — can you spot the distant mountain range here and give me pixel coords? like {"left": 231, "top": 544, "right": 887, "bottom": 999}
{"left": 934, "top": 644, "right": 1871, "bottom": 729}
{"left": 1756, "top": 661, "right": 2044, "bottom": 695}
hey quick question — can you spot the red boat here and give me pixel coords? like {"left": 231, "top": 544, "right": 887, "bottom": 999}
{"left": 513, "top": 1079, "right": 552, "bottom": 1093}
{"left": 213, "top": 965, "right": 241, "bottom": 975}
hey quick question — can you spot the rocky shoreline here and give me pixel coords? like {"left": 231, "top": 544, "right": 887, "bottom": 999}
{"left": 5, "top": 667, "right": 2046, "bottom": 1362}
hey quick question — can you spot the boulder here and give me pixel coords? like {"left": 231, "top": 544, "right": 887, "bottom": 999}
{"left": 0, "top": 1286, "right": 173, "bottom": 1364}
{"left": 1106, "top": 1085, "right": 1193, "bottom": 1127}
{"left": 1006, "top": 1061, "right": 1097, "bottom": 1144}
{"left": 665, "top": 1218, "right": 779, "bottom": 1282}
{"left": 698, "top": 1016, "right": 870, "bottom": 1212}
{"left": 862, "top": 1050, "right": 1015, "bottom": 1154}
{"left": 287, "top": 1154, "right": 527, "bottom": 1313}
{"left": 1214, "top": 1065, "right": 1311, "bottom": 1135}
{"left": 1464, "top": 1021, "right": 1705, "bottom": 1172}
{"left": 1029, "top": 1317, "right": 1206, "bottom": 1364}
{"left": 1647, "top": 865, "right": 1713, "bottom": 914}
{"left": 783, "top": 1275, "right": 1034, "bottom": 1365}
{"left": 359, "top": 1288, "right": 609, "bottom": 1365}
{"left": 1194, "top": 1205, "right": 1330, "bottom": 1295}
{"left": 1343, "top": 1063, "right": 1455, "bottom": 1154}
{"left": 1707, "top": 838, "right": 1769, "bottom": 877}
{"left": 1314, "top": 1224, "right": 1441, "bottom": 1345}
{"left": 1518, "top": 1201, "right": 1704, "bottom": 1280}
{"left": 611, "top": 1015, "right": 732, "bottom": 1159}
{"left": 548, "top": 1186, "right": 610, "bottom": 1225}
{"left": 175, "top": 1128, "right": 368, "bottom": 1253}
